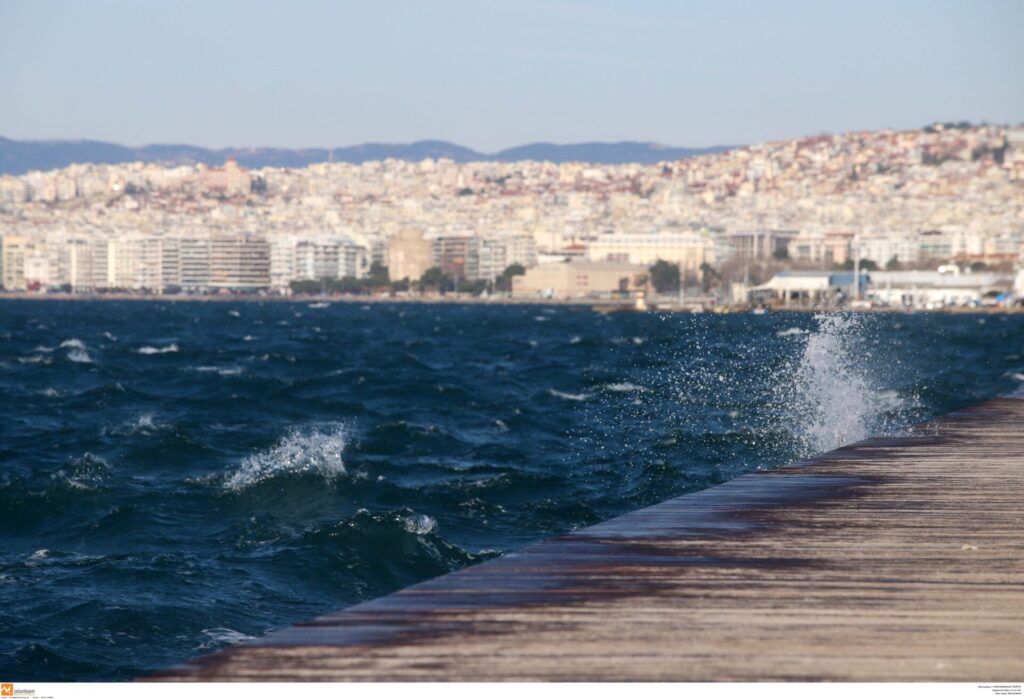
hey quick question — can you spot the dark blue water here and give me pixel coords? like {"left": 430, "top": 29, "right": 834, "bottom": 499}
{"left": 1, "top": 301, "right": 1021, "bottom": 680}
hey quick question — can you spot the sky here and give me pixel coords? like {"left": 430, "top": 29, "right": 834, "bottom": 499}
{"left": 1, "top": 0, "right": 1022, "bottom": 151}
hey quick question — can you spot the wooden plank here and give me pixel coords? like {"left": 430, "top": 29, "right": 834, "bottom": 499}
{"left": 151, "top": 397, "right": 1024, "bottom": 681}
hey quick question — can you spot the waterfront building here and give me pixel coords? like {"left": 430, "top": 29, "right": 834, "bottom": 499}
{"left": 868, "top": 270, "right": 1012, "bottom": 308}
{"left": 387, "top": 228, "right": 432, "bottom": 282}
{"left": 748, "top": 270, "right": 870, "bottom": 306}
{"left": 432, "top": 235, "right": 473, "bottom": 280}
{"left": 725, "top": 229, "right": 797, "bottom": 261}
{"left": 208, "top": 233, "right": 271, "bottom": 291}
{"left": 465, "top": 235, "right": 538, "bottom": 282}
{"left": 857, "top": 234, "right": 921, "bottom": 268}
{"left": 1, "top": 235, "right": 40, "bottom": 289}
{"left": 512, "top": 260, "right": 648, "bottom": 299}
{"left": 588, "top": 230, "right": 714, "bottom": 279}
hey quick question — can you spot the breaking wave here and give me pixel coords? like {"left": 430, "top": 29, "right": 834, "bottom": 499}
{"left": 61, "top": 338, "right": 93, "bottom": 363}
{"left": 67, "top": 348, "right": 93, "bottom": 363}
{"left": 225, "top": 423, "right": 350, "bottom": 491}
{"left": 549, "top": 388, "right": 591, "bottom": 401}
{"left": 136, "top": 344, "right": 179, "bottom": 355}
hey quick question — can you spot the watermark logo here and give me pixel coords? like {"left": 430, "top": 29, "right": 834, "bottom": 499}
{"left": 1, "top": 684, "right": 13, "bottom": 697}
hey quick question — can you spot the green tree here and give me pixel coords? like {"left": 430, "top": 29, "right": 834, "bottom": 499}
{"left": 367, "top": 261, "right": 390, "bottom": 287}
{"left": 456, "top": 279, "right": 488, "bottom": 295}
{"left": 418, "top": 267, "right": 453, "bottom": 292}
{"left": 885, "top": 256, "right": 902, "bottom": 270}
{"left": 290, "top": 280, "right": 322, "bottom": 295}
{"left": 834, "top": 258, "right": 879, "bottom": 271}
{"left": 648, "top": 260, "right": 680, "bottom": 293}
{"left": 495, "top": 263, "right": 526, "bottom": 292}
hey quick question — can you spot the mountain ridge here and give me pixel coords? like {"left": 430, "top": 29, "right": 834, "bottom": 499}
{"left": 0, "top": 136, "right": 735, "bottom": 175}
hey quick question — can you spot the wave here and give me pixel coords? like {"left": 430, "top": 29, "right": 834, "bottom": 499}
{"left": 225, "top": 423, "right": 349, "bottom": 491}
{"left": 197, "top": 628, "right": 254, "bottom": 651}
{"left": 67, "top": 348, "right": 93, "bottom": 364}
{"left": 106, "top": 413, "right": 165, "bottom": 437}
{"left": 401, "top": 514, "right": 438, "bottom": 535}
{"left": 775, "top": 327, "right": 806, "bottom": 337}
{"left": 549, "top": 388, "right": 591, "bottom": 401}
{"left": 136, "top": 343, "right": 179, "bottom": 355}
{"left": 60, "top": 338, "right": 93, "bottom": 363}
{"left": 605, "top": 382, "right": 645, "bottom": 392}
{"left": 190, "top": 365, "right": 244, "bottom": 376}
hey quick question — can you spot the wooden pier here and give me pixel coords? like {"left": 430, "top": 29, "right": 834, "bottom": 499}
{"left": 155, "top": 397, "right": 1024, "bottom": 681}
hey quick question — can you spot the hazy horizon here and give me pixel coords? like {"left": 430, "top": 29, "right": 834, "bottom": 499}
{"left": 2, "top": 0, "right": 1022, "bottom": 152}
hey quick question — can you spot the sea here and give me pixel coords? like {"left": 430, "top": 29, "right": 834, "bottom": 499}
{"left": 1, "top": 300, "right": 1022, "bottom": 680}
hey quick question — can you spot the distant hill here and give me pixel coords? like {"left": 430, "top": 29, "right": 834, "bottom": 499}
{"left": 0, "top": 136, "right": 734, "bottom": 175}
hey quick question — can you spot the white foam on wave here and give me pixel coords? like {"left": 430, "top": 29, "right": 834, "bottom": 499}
{"left": 605, "top": 382, "right": 645, "bottom": 393}
{"left": 136, "top": 343, "right": 179, "bottom": 354}
{"left": 67, "top": 348, "right": 93, "bottom": 364}
{"left": 549, "top": 388, "right": 591, "bottom": 402}
{"left": 198, "top": 628, "right": 255, "bottom": 650}
{"left": 401, "top": 514, "right": 437, "bottom": 535}
{"left": 191, "top": 365, "right": 244, "bottom": 376}
{"left": 107, "top": 412, "right": 165, "bottom": 436}
{"left": 776, "top": 327, "right": 806, "bottom": 337}
{"left": 1007, "top": 372, "right": 1024, "bottom": 397}
{"left": 60, "top": 338, "right": 93, "bottom": 363}
{"left": 225, "top": 423, "right": 349, "bottom": 491}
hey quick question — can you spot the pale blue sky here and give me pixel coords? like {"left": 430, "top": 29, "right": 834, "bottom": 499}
{"left": 1, "top": 0, "right": 1022, "bottom": 150}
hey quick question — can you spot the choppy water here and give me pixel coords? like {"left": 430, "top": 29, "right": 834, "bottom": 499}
{"left": 1, "top": 301, "right": 1021, "bottom": 680}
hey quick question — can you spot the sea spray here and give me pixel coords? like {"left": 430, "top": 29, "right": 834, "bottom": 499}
{"left": 225, "top": 423, "right": 349, "bottom": 490}
{"left": 786, "top": 313, "right": 907, "bottom": 454}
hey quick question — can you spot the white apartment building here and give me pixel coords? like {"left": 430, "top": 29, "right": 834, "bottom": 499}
{"left": 465, "top": 235, "right": 538, "bottom": 281}
{"left": 270, "top": 235, "right": 371, "bottom": 290}
{"left": 588, "top": 229, "right": 714, "bottom": 277}
{"left": 857, "top": 234, "right": 921, "bottom": 267}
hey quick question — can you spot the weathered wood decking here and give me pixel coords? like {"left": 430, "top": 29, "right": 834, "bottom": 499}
{"left": 155, "top": 397, "right": 1024, "bottom": 681}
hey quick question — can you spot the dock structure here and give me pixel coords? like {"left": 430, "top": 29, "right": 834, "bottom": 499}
{"left": 155, "top": 397, "right": 1024, "bottom": 681}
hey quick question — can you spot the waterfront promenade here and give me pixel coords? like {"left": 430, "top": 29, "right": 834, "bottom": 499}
{"left": 155, "top": 397, "right": 1024, "bottom": 681}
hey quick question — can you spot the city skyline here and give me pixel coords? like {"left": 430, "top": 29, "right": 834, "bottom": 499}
{"left": 2, "top": 0, "right": 1023, "bottom": 152}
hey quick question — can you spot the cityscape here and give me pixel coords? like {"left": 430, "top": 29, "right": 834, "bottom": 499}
{"left": 3, "top": 0, "right": 1024, "bottom": 690}
{"left": 2, "top": 122, "right": 1023, "bottom": 309}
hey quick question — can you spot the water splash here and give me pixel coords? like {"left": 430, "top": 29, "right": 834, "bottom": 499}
{"left": 225, "top": 423, "right": 349, "bottom": 491}
{"left": 788, "top": 313, "right": 895, "bottom": 454}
